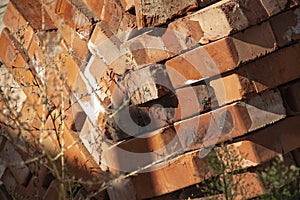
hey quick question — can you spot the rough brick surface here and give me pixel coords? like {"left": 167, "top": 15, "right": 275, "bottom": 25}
{"left": 270, "top": 7, "right": 300, "bottom": 47}
{"left": 134, "top": 0, "right": 198, "bottom": 28}
{"left": 211, "top": 41, "right": 300, "bottom": 106}
{"left": 3, "top": 2, "right": 34, "bottom": 49}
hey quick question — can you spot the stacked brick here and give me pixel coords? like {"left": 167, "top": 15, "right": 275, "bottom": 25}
{"left": 0, "top": 0, "right": 300, "bottom": 199}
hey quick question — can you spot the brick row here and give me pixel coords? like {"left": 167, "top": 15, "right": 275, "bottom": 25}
{"left": 103, "top": 88, "right": 286, "bottom": 173}
{"left": 168, "top": 0, "right": 299, "bottom": 45}
{"left": 210, "top": 40, "right": 300, "bottom": 106}
{"left": 166, "top": 7, "right": 300, "bottom": 89}
{"left": 42, "top": 0, "right": 91, "bottom": 63}
{"left": 122, "top": 115, "right": 300, "bottom": 199}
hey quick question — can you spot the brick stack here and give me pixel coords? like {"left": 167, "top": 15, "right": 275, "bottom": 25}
{"left": 0, "top": 0, "right": 300, "bottom": 199}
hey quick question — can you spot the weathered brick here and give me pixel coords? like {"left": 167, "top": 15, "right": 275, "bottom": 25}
{"left": 42, "top": 0, "right": 90, "bottom": 63}
{"left": 174, "top": 84, "right": 215, "bottom": 121}
{"left": 107, "top": 178, "right": 136, "bottom": 200}
{"left": 79, "top": 117, "right": 109, "bottom": 170}
{"left": 43, "top": 180, "right": 60, "bottom": 200}
{"left": 1, "top": 169, "right": 18, "bottom": 196}
{"left": 0, "top": 66, "right": 27, "bottom": 117}
{"left": 211, "top": 42, "right": 300, "bottom": 106}
{"left": 122, "top": 64, "right": 173, "bottom": 105}
{"left": 166, "top": 21, "right": 276, "bottom": 89}
{"left": 232, "top": 172, "right": 266, "bottom": 199}
{"left": 3, "top": 2, "right": 34, "bottom": 49}
{"left": 176, "top": 89, "right": 285, "bottom": 150}
{"left": 123, "top": 30, "right": 171, "bottom": 65}
{"left": 292, "top": 147, "right": 300, "bottom": 167}
{"left": 270, "top": 7, "right": 300, "bottom": 47}
{"left": 80, "top": 0, "right": 136, "bottom": 34}
{"left": 167, "top": 0, "right": 295, "bottom": 45}
{"left": 259, "top": 0, "right": 295, "bottom": 16}
{"left": 0, "top": 28, "right": 51, "bottom": 116}
{"left": 245, "top": 42, "right": 300, "bottom": 94}
{"left": 120, "top": 0, "right": 135, "bottom": 11}
{"left": 130, "top": 149, "right": 213, "bottom": 199}
{"left": 0, "top": 141, "right": 31, "bottom": 186}
{"left": 134, "top": 0, "right": 198, "bottom": 28}
{"left": 104, "top": 125, "right": 182, "bottom": 172}
{"left": 88, "top": 21, "right": 122, "bottom": 65}
{"left": 279, "top": 80, "right": 300, "bottom": 115}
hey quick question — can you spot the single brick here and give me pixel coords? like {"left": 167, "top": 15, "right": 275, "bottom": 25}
{"left": 107, "top": 178, "right": 137, "bottom": 200}
{"left": 130, "top": 149, "right": 213, "bottom": 199}
{"left": 134, "top": 0, "right": 198, "bottom": 28}
{"left": 123, "top": 64, "right": 173, "bottom": 105}
{"left": 167, "top": 0, "right": 296, "bottom": 45}
{"left": 43, "top": 181, "right": 60, "bottom": 200}
{"left": 123, "top": 30, "right": 171, "bottom": 65}
{"left": 167, "top": 0, "right": 250, "bottom": 44}
{"left": 120, "top": 0, "right": 135, "bottom": 11}
{"left": 0, "top": 142, "right": 31, "bottom": 186}
{"left": 210, "top": 71, "right": 255, "bottom": 106}
{"left": 260, "top": 0, "right": 292, "bottom": 16}
{"left": 270, "top": 7, "right": 300, "bottom": 47}
{"left": 279, "top": 80, "right": 300, "bottom": 115}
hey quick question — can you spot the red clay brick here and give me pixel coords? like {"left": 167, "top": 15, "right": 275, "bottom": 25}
{"left": 166, "top": 21, "right": 276, "bottom": 89}
{"left": 42, "top": 0, "right": 90, "bottom": 63}
{"left": 270, "top": 7, "right": 300, "bottom": 47}
{"left": 3, "top": 2, "right": 34, "bottom": 49}
{"left": 176, "top": 89, "right": 285, "bottom": 150}
{"left": 259, "top": 0, "right": 297, "bottom": 16}
{"left": 245, "top": 42, "right": 300, "bottom": 94}
{"left": 211, "top": 41, "right": 300, "bottom": 106}
{"left": 107, "top": 178, "right": 136, "bottom": 200}
{"left": 123, "top": 30, "right": 171, "bottom": 66}
{"left": 103, "top": 126, "right": 182, "bottom": 172}
{"left": 122, "top": 64, "right": 173, "bottom": 105}
{"left": 0, "top": 28, "right": 51, "bottom": 116}
{"left": 167, "top": 0, "right": 296, "bottom": 45}
{"left": 54, "top": 0, "right": 92, "bottom": 40}
{"left": 80, "top": 0, "right": 136, "bottom": 34}
{"left": 88, "top": 21, "right": 122, "bottom": 65}
{"left": 0, "top": 141, "right": 31, "bottom": 186}
{"left": 279, "top": 80, "right": 300, "bottom": 115}
{"left": 134, "top": 0, "right": 198, "bottom": 28}
{"left": 244, "top": 115, "right": 300, "bottom": 154}
{"left": 43, "top": 180, "right": 60, "bottom": 200}
{"left": 1, "top": 169, "right": 18, "bottom": 196}
{"left": 9, "top": 0, "right": 55, "bottom": 31}
{"left": 129, "top": 149, "right": 213, "bottom": 199}
{"left": 120, "top": 0, "right": 135, "bottom": 11}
